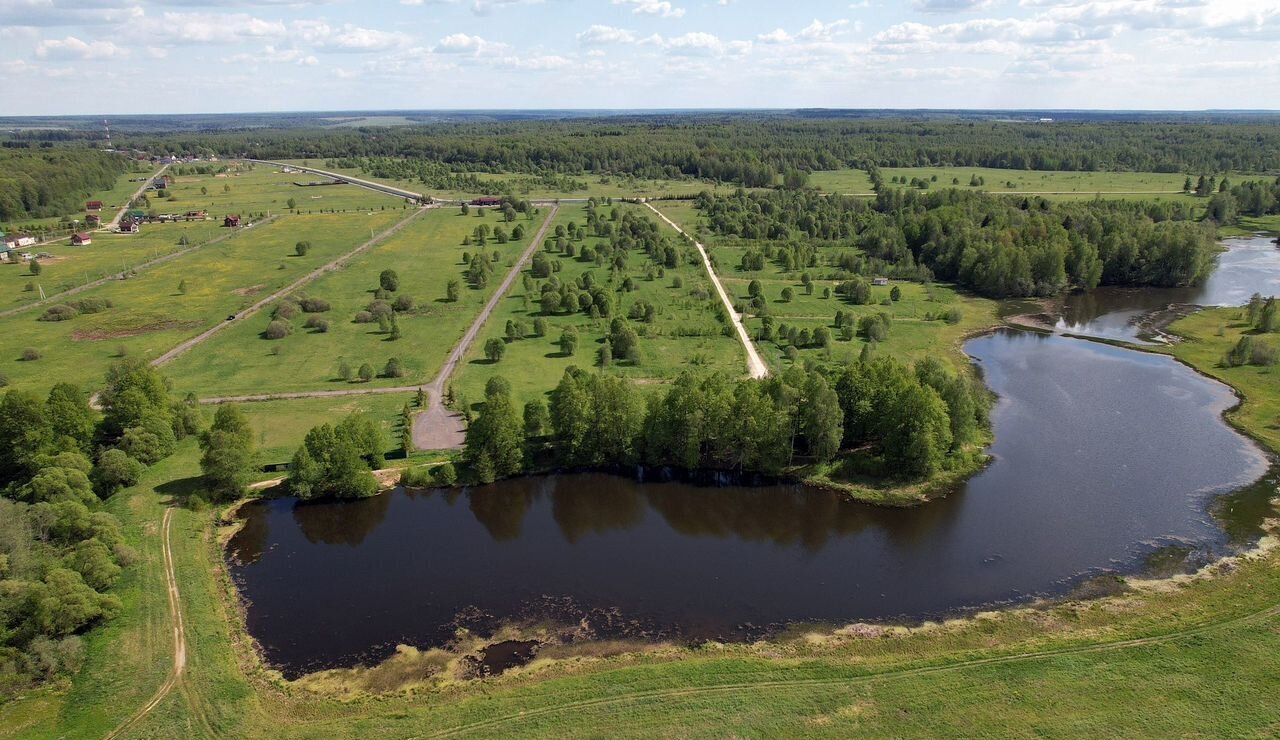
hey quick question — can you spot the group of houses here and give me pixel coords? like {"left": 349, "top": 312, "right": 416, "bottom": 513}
{"left": 1, "top": 231, "right": 39, "bottom": 263}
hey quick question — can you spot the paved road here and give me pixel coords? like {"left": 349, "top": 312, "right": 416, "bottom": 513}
{"left": 107, "top": 163, "right": 171, "bottom": 230}
{"left": 644, "top": 201, "right": 769, "bottom": 379}
{"left": 152, "top": 207, "right": 425, "bottom": 368}
{"left": 0, "top": 216, "right": 277, "bottom": 321}
{"left": 197, "top": 205, "right": 560, "bottom": 451}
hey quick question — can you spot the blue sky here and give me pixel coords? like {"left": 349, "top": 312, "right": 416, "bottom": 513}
{"left": 2, "top": 0, "right": 1279, "bottom": 115}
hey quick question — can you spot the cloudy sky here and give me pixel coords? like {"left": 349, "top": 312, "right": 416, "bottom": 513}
{"left": 2, "top": 0, "right": 1279, "bottom": 115}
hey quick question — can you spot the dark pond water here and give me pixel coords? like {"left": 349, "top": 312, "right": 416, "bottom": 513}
{"left": 228, "top": 330, "right": 1275, "bottom": 678}
{"left": 1055, "top": 236, "right": 1280, "bottom": 342}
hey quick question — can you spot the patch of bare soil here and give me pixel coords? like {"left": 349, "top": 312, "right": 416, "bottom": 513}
{"left": 72, "top": 319, "right": 201, "bottom": 340}
{"left": 232, "top": 284, "right": 266, "bottom": 296}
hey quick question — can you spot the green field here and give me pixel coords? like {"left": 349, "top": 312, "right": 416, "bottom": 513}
{"left": 810, "top": 167, "right": 1207, "bottom": 202}
{"left": 164, "top": 206, "right": 548, "bottom": 397}
{"left": 0, "top": 211, "right": 405, "bottom": 394}
{"left": 448, "top": 203, "right": 747, "bottom": 408}
{"left": 0, "top": 221, "right": 224, "bottom": 311}
{"left": 162, "top": 163, "right": 422, "bottom": 217}
{"left": 228, "top": 394, "right": 414, "bottom": 465}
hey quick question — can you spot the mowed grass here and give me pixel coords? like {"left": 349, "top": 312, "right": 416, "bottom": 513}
{"left": 161, "top": 163, "right": 421, "bottom": 217}
{"left": 0, "top": 221, "right": 224, "bottom": 310}
{"left": 165, "top": 207, "right": 550, "bottom": 397}
{"left": 221, "top": 394, "right": 414, "bottom": 465}
{"left": 449, "top": 203, "right": 746, "bottom": 408}
{"left": 1161, "top": 307, "right": 1280, "bottom": 454}
{"left": 0, "top": 211, "right": 405, "bottom": 395}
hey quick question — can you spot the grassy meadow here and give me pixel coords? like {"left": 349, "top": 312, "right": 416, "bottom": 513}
{"left": 164, "top": 206, "right": 549, "bottom": 397}
{"left": 162, "top": 163, "right": 422, "bottom": 217}
{"left": 0, "top": 211, "right": 405, "bottom": 394}
{"left": 448, "top": 203, "right": 747, "bottom": 408}
{"left": 810, "top": 167, "right": 1197, "bottom": 197}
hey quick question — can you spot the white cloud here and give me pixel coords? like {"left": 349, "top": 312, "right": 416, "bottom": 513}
{"left": 797, "top": 18, "right": 851, "bottom": 41}
{"left": 757, "top": 28, "right": 792, "bottom": 44}
{"left": 914, "top": 0, "right": 996, "bottom": 13}
{"left": 224, "top": 45, "right": 319, "bottom": 65}
{"left": 612, "top": 0, "right": 685, "bottom": 19}
{"left": 434, "top": 32, "right": 509, "bottom": 55}
{"left": 292, "top": 21, "right": 410, "bottom": 52}
{"left": 577, "top": 24, "right": 636, "bottom": 45}
{"left": 35, "top": 35, "right": 128, "bottom": 59}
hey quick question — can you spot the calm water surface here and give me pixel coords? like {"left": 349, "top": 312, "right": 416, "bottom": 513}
{"left": 1056, "top": 236, "right": 1280, "bottom": 342}
{"left": 229, "top": 330, "right": 1274, "bottom": 678}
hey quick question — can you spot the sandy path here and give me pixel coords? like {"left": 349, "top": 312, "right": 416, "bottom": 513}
{"left": 151, "top": 208, "right": 425, "bottom": 368}
{"left": 644, "top": 202, "right": 769, "bottom": 378}
{"left": 106, "top": 164, "right": 171, "bottom": 231}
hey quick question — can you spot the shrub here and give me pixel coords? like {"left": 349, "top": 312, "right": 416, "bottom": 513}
{"left": 379, "top": 269, "right": 400, "bottom": 292}
{"left": 299, "top": 297, "right": 330, "bottom": 313}
{"left": 70, "top": 298, "right": 112, "bottom": 314}
{"left": 384, "top": 357, "right": 406, "bottom": 378}
{"left": 39, "top": 305, "right": 78, "bottom": 322}
{"left": 304, "top": 317, "right": 329, "bottom": 332}
{"left": 353, "top": 310, "right": 375, "bottom": 324}
{"left": 366, "top": 299, "right": 393, "bottom": 319}
{"left": 944, "top": 308, "right": 963, "bottom": 324}
{"left": 263, "top": 320, "right": 292, "bottom": 340}
{"left": 392, "top": 295, "right": 415, "bottom": 312}
{"left": 272, "top": 301, "right": 299, "bottom": 321}
{"left": 433, "top": 462, "right": 458, "bottom": 485}
{"left": 21, "top": 347, "right": 42, "bottom": 361}
{"left": 358, "top": 363, "right": 374, "bottom": 382}
{"left": 295, "top": 240, "right": 310, "bottom": 256}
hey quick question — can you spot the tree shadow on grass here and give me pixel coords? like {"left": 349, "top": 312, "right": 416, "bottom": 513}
{"left": 156, "top": 475, "right": 210, "bottom": 508}
{"left": 544, "top": 351, "right": 572, "bottom": 359}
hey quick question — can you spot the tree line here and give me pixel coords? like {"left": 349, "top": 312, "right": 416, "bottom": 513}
{"left": 0, "top": 147, "right": 133, "bottom": 223}
{"left": 464, "top": 356, "right": 988, "bottom": 486}
{"left": 694, "top": 188, "right": 1218, "bottom": 298}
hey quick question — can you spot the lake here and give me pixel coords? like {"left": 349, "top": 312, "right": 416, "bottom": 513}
{"left": 229, "top": 329, "right": 1274, "bottom": 678}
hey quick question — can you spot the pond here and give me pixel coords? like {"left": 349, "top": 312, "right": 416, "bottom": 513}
{"left": 228, "top": 329, "right": 1275, "bottom": 678}
{"left": 1054, "top": 235, "right": 1280, "bottom": 342}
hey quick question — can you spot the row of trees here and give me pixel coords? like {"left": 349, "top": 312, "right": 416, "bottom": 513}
{"left": 696, "top": 188, "right": 1218, "bottom": 298}
{"left": 464, "top": 356, "right": 987, "bottom": 486}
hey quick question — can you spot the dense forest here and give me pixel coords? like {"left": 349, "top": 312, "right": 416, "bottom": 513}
{"left": 0, "top": 360, "right": 210, "bottom": 696}
{"left": 112, "top": 118, "right": 1280, "bottom": 188}
{"left": 0, "top": 147, "right": 132, "bottom": 222}
{"left": 463, "top": 357, "right": 988, "bottom": 486}
{"left": 693, "top": 187, "right": 1218, "bottom": 298}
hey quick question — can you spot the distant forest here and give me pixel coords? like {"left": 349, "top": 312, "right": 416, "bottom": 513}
{"left": 0, "top": 147, "right": 131, "bottom": 222}
{"left": 109, "top": 118, "right": 1280, "bottom": 185}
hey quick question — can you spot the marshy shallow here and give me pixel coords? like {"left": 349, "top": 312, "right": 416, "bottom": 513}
{"left": 228, "top": 329, "right": 1275, "bottom": 678}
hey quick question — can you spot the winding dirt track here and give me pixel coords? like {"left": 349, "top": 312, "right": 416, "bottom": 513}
{"left": 151, "top": 208, "right": 425, "bottom": 368}
{"left": 106, "top": 164, "right": 171, "bottom": 231}
{"left": 426, "top": 596, "right": 1280, "bottom": 738}
{"left": 644, "top": 202, "right": 768, "bottom": 378}
{"left": 103, "top": 508, "right": 186, "bottom": 740}
{"left": 0, "top": 217, "right": 276, "bottom": 321}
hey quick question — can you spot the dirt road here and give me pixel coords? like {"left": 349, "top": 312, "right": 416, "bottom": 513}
{"left": 107, "top": 164, "right": 171, "bottom": 231}
{"left": 0, "top": 216, "right": 277, "bottom": 321}
{"left": 151, "top": 208, "right": 425, "bottom": 368}
{"left": 644, "top": 202, "right": 769, "bottom": 379}
{"left": 195, "top": 205, "right": 559, "bottom": 450}
{"left": 103, "top": 508, "right": 186, "bottom": 740}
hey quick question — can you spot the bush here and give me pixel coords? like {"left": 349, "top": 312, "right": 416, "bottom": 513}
{"left": 358, "top": 363, "right": 374, "bottom": 382}
{"left": 299, "top": 297, "right": 330, "bottom": 313}
{"left": 295, "top": 240, "right": 310, "bottom": 256}
{"left": 392, "top": 295, "right": 415, "bottom": 312}
{"left": 303, "top": 317, "right": 329, "bottom": 332}
{"left": 384, "top": 357, "right": 406, "bottom": 378}
{"left": 272, "top": 301, "right": 299, "bottom": 321}
{"left": 69, "top": 298, "right": 112, "bottom": 314}
{"left": 21, "top": 347, "right": 42, "bottom": 361}
{"left": 353, "top": 310, "right": 375, "bottom": 324}
{"left": 379, "top": 269, "right": 400, "bottom": 292}
{"left": 39, "top": 305, "right": 78, "bottom": 322}
{"left": 263, "top": 320, "right": 292, "bottom": 340}
{"left": 944, "top": 308, "right": 963, "bottom": 324}
{"left": 433, "top": 462, "right": 458, "bottom": 485}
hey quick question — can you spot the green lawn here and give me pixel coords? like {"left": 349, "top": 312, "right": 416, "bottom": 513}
{"left": 0, "top": 211, "right": 405, "bottom": 395}
{"left": 811, "top": 167, "right": 1196, "bottom": 196}
{"left": 164, "top": 207, "right": 549, "bottom": 397}
{"left": 1161, "top": 307, "right": 1280, "bottom": 454}
{"left": 448, "top": 203, "right": 746, "bottom": 409}
{"left": 0, "top": 221, "right": 224, "bottom": 311}
{"left": 161, "top": 163, "right": 421, "bottom": 218}
{"left": 225, "top": 394, "right": 415, "bottom": 465}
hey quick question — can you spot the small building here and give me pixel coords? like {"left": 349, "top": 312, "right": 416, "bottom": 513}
{"left": 71, "top": 232, "right": 93, "bottom": 246}
{"left": 224, "top": 214, "right": 242, "bottom": 228}
{"left": 3, "top": 233, "right": 36, "bottom": 249}
{"left": 183, "top": 210, "right": 208, "bottom": 221}
{"left": 86, "top": 200, "right": 104, "bottom": 211}
{"left": 127, "top": 209, "right": 147, "bottom": 221}
{"left": 86, "top": 213, "right": 101, "bottom": 226}
{"left": 872, "top": 277, "right": 890, "bottom": 286}
{"left": 470, "top": 196, "right": 504, "bottom": 207}
{"left": 118, "top": 218, "right": 140, "bottom": 234}
{"left": 151, "top": 174, "right": 174, "bottom": 190}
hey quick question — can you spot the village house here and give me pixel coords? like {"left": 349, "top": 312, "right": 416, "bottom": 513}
{"left": 118, "top": 218, "right": 140, "bottom": 234}
{"left": 71, "top": 232, "right": 93, "bottom": 246}
{"left": 223, "top": 214, "right": 242, "bottom": 228}
{"left": 872, "top": 277, "right": 890, "bottom": 286}
{"left": 86, "top": 200, "right": 104, "bottom": 211}
{"left": 85, "top": 213, "right": 101, "bottom": 226}
{"left": 3, "top": 233, "right": 37, "bottom": 249}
